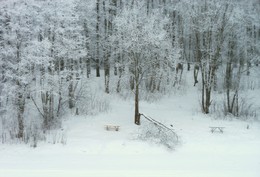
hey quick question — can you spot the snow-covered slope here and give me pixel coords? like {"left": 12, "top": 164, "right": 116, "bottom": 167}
{"left": 0, "top": 74, "right": 260, "bottom": 177}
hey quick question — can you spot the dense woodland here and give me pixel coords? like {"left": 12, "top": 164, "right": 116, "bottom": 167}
{"left": 0, "top": 0, "right": 259, "bottom": 144}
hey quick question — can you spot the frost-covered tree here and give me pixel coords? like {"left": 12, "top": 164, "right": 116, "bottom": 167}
{"left": 182, "top": 0, "right": 233, "bottom": 114}
{"left": 110, "top": 0, "right": 177, "bottom": 125}
{"left": 0, "top": 0, "right": 88, "bottom": 141}
{"left": 0, "top": 0, "right": 36, "bottom": 139}
{"left": 27, "top": 0, "right": 87, "bottom": 128}
{"left": 223, "top": 0, "right": 260, "bottom": 117}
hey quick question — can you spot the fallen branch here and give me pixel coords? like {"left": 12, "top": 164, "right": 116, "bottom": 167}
{"left": 140, "top": 113, "right": 179, "bottom": 142}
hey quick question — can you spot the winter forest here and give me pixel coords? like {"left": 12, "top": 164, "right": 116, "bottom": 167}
{"left": 1, "top": 0, "right": 259, "bottom": 141}
{"left": 0, "top": 0, "right": 260, "bottom": 176}
{"left": 0, "top": 0, "right": 260, "bottom": 177}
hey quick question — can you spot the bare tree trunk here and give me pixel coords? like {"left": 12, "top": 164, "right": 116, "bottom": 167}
{"left": 83, "top": 22, "right": 91, "bottom": 78}
{"left": 104, "top": 0, "right": 110, "bottom": 94}
{"left": 201, "top": 64, "right": 206, "bottom": 113}
{"left": 86, "top": 58, "right": 91, "bottom": 78}
{"left": 134, "top": 79, "right": 140, "bottom": 125}
{"left": 68, "top": 81, "right": 74, "bottom": 109}
{"left": 193, "top": 64, "right": 199, "bottom": 86}
{"left": 96, "top": 0, "right": 101, "bottom": 77}
{"left": 104, "top": 63, "right": 110, "bottom": 93}
{"left": 205, "top": 88, "right": 211, "bottom": 114}
{"left": 134, "top": 55, "right": 140, "bottom": 125}
{"left": 15, "top": 39, "right": 25, "bottom": 139}
{"left": 226, "top": 61, "right": 232, "bottom": 113}
{"left": 17, "top": 86, "right": 25, "bottom": 139}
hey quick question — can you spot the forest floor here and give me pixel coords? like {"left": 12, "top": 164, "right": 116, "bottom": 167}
{"left": 0, "top": 73, "right": 260, "bottom": 177}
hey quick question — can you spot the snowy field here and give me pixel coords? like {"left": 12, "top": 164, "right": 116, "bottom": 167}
{"left": 1, "top": 80, "right": 260, "bottom": 177}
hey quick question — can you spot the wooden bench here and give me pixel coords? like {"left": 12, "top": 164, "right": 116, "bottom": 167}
{"left": 105, "top": 125, "right": 120, "bottom": 131}
{"left": 209, "top": 127, "right": 225, "bottom": 133}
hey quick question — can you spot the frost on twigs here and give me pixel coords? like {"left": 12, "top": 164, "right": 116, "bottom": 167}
{"left": 137, "top": 114, "right": 179, "bottom": 150}
{"left": 75, "top": 80, "right": 110, "bottom": 116}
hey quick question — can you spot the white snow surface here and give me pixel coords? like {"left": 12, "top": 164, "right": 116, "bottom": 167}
{"left": 0, "top": 82, "right": 260, "bottom": 177}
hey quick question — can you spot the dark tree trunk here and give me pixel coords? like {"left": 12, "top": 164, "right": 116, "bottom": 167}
{"left": 193, "top": 65, "right": 199, "bottom": 86}
{"left": 83, "top": 22, "right": 91, "bottom": 78}
{"left": 104, "top": 0, "right": 111, "bottom": 94}
{"left": 134, "top": 55, "right": 140, "bottom": 125}
{"left": 96, "top": 59, "right": 100, "bottom": 78}
{"left": 68, "top": 81, "right": 74, "bottom": 109}
{"left": 96, "top": 0, "right": 101, "bottom": 77}
{"left": 226, "top": 61, "right": 232, "bottom": 113}
{"left": 205, "top": 88, "right": 211, "bottom": 114}
{"left": 134, "top": 81, "right": 140, "bottom": 125}
{"left": 187, "top": 63, "right": 191, "bottom": 71}
{"left": 15, "top": 39, "right": 25, "bottom": 139}
{"left": 87, "top": 58, "right": 91, "bottom": 78}
{"left": 104, "top": 50, "right": 110, "bottom": 93}
{"left": 17, "top": 88, "right": 25, "bottom": 139}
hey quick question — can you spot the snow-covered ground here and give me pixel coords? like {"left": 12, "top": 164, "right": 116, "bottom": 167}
{"left": 1, "top": 77, "right": 260, "bottom": 177}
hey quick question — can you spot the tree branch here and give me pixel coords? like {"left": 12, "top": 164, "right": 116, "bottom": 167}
{"left": 30, "top": 96, "right": 44, "bottom": 118}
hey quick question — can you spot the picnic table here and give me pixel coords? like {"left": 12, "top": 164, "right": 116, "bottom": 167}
{"left": 209, "top": 126, "right": 225, "bottom": 133}
{"left": 105, "top": 125, "right": 120, "bottom": 131}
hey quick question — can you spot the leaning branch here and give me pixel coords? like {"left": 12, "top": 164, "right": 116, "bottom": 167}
{"left": 140, "top": 113, "right": 179, "bottom": 142}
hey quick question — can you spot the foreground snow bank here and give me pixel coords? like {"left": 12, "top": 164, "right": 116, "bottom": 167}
{"left": 0, "top": 92, "right": 260, "bottom": 177}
